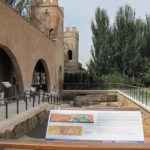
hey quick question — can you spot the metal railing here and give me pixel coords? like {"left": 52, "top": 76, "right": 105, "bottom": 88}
{"left": 94, "top": 82, "right": 150, "bottom": 109}
{"left": 0, "top": 91, "right": 62, "bottom": 120}
{"left": 116, "top": 84, "right": 150, "bottom": 108}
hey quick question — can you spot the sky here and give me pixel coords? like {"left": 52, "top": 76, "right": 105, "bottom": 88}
{"left": 59, "top": 0, "right": 150, "bottom": 67}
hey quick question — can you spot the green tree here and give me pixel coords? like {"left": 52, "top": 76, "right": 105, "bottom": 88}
{"left": 89, "top": 7, "right": 112, "bottom": 78}
{"left": 142, "top": 16, "right": 150, "bottom": 58}
{"left": 88, "top": 5, "right": 150, "bottom": 85}
{"left": 114, "top": 5, "right": 138, "bottom": 77}
{"left": 114, "top": 6, "right": 147, "bottom": 80}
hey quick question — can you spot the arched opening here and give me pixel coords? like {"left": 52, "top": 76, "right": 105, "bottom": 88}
{"left": 68, "top": 50, "right": 73, "bottom": 60}
{"left": 32, "top": 59, "right": 50, "bottom": 92}
{"left": 49, "top": 28, "right": 55, "bottom": 40}
{"left": 0, "top": 47, "right": 23, "bottom": 97}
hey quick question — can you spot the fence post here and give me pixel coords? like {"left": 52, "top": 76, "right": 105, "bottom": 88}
{"left": 144, "top": 89, "right": 146, "bottom": 105}
{"left": 54, "top": 94, "right": 56, "bottom": 104}
{"left": 146, "top": 91, "right": 148, "bottom": 105}
{"left": 42, "top": 92, "right": 44, "bottom": 102}
{"left": 33, "top": 94, "right": 35, "bottom": 107}
{"left": 129, "top": 88, "right": 131, "bottom": 97}
{"left": 57, "top": 95, "right": 59, "bottom": 104}
{"left": 5, "top": 100, "right": 8, "bottom": 119}
{"left": 50, "top": 94, "right": 52, "bottom": 104}
{"left": 61, "top": 94, "right": 63, "bottom": 104}
{"left": 38, "top": 94, "right": 40, "bottom": 105}
{"left": 52, "top": 95, "right": 54, "bottom": 104}
{"left": 55, "top": 95, "right": 57, "bottom": 104}
{"left": 53, "top": 95, "right": 55, "bottom": 104}
{"left": 16, "top": 97, "right": 19, "bottom": 114}
{"left": 48, "top": 94, "right": 50, "bottom": 103}
{"left": 38, "top": 92, "right": 40, "bottom": 104}
{"left": 135, "top": 88, "right": 137, "bottom": 100}
{"left": 141, "top": 88, "right": 144, "bottom": 104}
{"left": 58, "top": 95, "right": 60, "bottom": 104}
{"left": 130, "top": 88, "right": 132, "bottom": 98}
{"left": 59, "top": 94, "right": 61, "bottom": 104}
{"left": 134, "top": 88, "right": 136, "bottom": 99}
{"left": 25, "top": 95, "right": 28, "bottom": 111}
{"left": 132, "top": 87, "right": 134, "bottom": 99}
{"left": 44, "top": 92, "right": 46, "bottom": 102}
{"left": 138, "top": 87, "right": 140, "bottom": 101}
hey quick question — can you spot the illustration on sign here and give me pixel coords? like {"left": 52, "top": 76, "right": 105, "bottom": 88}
{"left": 50, "top": 113, "right": 94, "bottom": 123}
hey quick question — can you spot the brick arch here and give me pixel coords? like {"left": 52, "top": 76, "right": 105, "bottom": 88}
{"left": 32, "top": 59, "right": 51, "bottom": 92}
{"left": 0, "top": 44, "right": 24, "bottom": 94}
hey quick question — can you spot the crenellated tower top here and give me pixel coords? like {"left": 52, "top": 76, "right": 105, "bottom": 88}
{"left": 32, "top": 0, "right": 58, "bottom": 6}
{"left": 50, "top": 0, "right": 58, "bottom": 6}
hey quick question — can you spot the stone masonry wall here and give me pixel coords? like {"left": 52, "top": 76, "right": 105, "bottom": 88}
{"left": 0, "top": 2, "right": 64, "bottom": 92}
{"left": 0, "top": 104, "right": 49, "bottom": 139}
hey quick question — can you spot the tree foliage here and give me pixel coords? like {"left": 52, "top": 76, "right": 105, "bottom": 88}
{"left": 88, "top": 5, "right": 150, "bottom": 85}
{"left": 89, "top": 8, "right": 112, "bottom": 78}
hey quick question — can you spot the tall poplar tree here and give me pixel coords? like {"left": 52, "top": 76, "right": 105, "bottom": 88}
{"left": 89, "top": 8, "right": 112, "bottom": 78}
{"left": 88, "top": 5, "right": 150, "bottom": 84}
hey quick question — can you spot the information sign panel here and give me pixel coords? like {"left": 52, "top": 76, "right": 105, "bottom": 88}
{"left": 46, "top": 110, "right": 144, "bottom": 143}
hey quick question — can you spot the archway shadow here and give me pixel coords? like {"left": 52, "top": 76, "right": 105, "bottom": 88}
{"left": 32, "top": 59, "right": 50, "bottom": 92}
{"left": 0, "top": 44, "right": 24, "bottom": 97}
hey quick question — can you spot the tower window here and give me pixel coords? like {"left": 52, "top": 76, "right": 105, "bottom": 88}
{"left": 68, "top": 50, "right": 72, "bottom": 60}
{"left": 45, "top": 9, "right": 49, "bottom": 15}
{"left": 49, "top": 28, "right": 55, "bottom": 40}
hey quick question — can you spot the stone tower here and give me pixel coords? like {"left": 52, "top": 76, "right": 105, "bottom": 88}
{"left": 30, "top": 0, "right": 64, "bottom": 39}
{"left": 30, "top": 0, "right": 64, "bottom": 92}
{"left": 64, "top": 27, "right": 80, "bottom": 73}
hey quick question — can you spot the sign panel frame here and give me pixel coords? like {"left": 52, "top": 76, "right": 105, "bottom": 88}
{"left": 46, "top": 110, "right": 144, "bottom": 143}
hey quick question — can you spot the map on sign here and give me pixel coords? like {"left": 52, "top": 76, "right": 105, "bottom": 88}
{"left": 46, "top": 110, "right": 144, "bottom": 143}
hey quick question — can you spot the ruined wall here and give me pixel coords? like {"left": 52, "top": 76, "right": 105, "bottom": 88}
{"left": 0, "top": 103, "right": 49, "bottom": 139}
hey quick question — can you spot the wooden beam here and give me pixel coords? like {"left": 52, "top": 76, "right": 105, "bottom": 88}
{"left": 0, "top": 140, "right": 150, "bottom": 150}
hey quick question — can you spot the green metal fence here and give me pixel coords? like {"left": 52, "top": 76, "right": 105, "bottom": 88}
{"left": 107, "top": 83, "right": 150, "bottom": 107}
